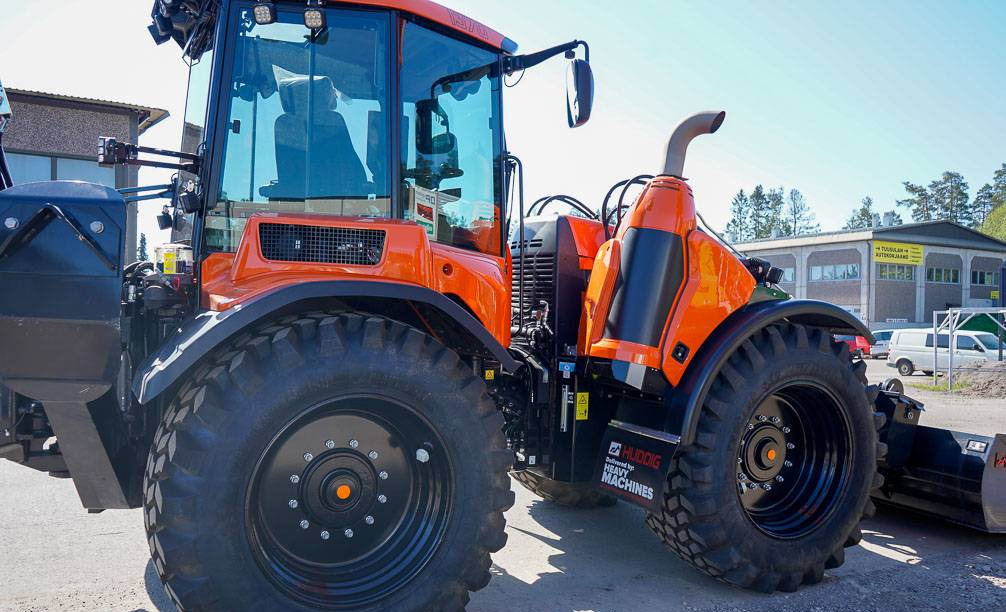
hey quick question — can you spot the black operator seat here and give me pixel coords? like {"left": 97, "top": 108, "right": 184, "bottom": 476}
{"left": 271, "top": 74, "right": 367, "bottom": 199}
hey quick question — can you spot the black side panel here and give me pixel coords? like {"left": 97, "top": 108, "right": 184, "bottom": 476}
{"left": 0, "top": 181, "right": 125, "bottom": 402}
{"left": 603, "top": 227, "right": 684, "bottom": 347}
{"left": 133, "top": 280, "right": 519, "bottom": 403}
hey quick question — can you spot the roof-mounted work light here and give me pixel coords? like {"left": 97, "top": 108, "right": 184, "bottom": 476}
{"left": 253, "top": 1, "right": 277, "bottom": 25}
{"left": 304, "top": 1, "right": 327, "bottom": 30}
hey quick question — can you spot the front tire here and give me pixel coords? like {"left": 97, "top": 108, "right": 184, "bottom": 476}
{"left": 645, "top": 324, "right": 885, "bottom": 592}
{"left": 897, "top": 359, "right": 915, "bottom": 377}
{"left": 143, "top": 313, "right": 514, "bottom": 612}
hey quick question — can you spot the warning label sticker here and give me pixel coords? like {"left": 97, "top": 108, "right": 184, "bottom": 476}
{"left": 575, "top": 392, "right": 589, "bottom": 420}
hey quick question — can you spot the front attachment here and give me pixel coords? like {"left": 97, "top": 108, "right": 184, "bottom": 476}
{"left": 0, "top": 181, "right": 125, "bottom": 402}
{"left": 874, "top": 390, "right": 1006, "bottom": 533}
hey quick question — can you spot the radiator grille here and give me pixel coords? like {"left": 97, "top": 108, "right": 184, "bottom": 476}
{"left": 511, "top": 252, "right": 555, "bottom": 323}
{"left": 259, "top": 223, "right": 385, "bottom": 265}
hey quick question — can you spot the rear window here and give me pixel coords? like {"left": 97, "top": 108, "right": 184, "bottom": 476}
{"left": 835, "top": 335, "right": 855, "bottom": 342}
{"left": 924, "top": 334, "right": 950, "bottom": 349}
{"left": 874, "top": 331, "right": 892, "bottom": 341}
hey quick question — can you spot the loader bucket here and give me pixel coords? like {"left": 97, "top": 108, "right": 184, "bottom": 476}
{"left": 873, "top": 391, "right": 1006, "bottom": 533}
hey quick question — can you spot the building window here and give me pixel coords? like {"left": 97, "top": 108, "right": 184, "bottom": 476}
{"left": 878, "top": 263, "right": 915, "bottom": 281}
{"left": 926, "top": 267, "right": 960, "bottom": 284}
{"left": 56, "top": 157, "right": 116, "bottom": 188}
{"left": 809, "top": 263, "right": 860, "bottom": 282}
{"left": 5, "top": 152, "right": 52, "bottom": 183}
{"left": 780, "top": 267, "right": 795, "bottom": 283}
{"left": 971, "top": 270, "right": 1000, "bottom": 287}
{"left": 5, "top": 152, "right": 116, "bottom": 188}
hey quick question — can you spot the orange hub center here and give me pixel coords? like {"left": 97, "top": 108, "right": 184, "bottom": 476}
{"left": 336, "top": 485, "right": 352, "bottom": 500}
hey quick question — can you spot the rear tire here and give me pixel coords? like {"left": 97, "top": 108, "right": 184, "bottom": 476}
{"left": 645, "top": 324, "right": 885, "bottom": 593}
{"left": 512, "top": 469, "right": 616, "bottom": 508}
{"left": 143, "top": 312, "right": 514, "bottom": 612}
{"left": 897, "top": 359, "right": 914, "bottom": 377}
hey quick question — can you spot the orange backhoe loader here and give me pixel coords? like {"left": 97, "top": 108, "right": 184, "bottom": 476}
{"left": 1, "top": 2, "right": 1003, "bottom": 611}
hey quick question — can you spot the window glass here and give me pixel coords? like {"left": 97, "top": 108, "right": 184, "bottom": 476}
{"left": 5, "top": 152, "right": 51, "bottom": 184}
{"left": 401, "top": 22, "right": 502, "bottom": 255}
{"left": 847, "top": 263, "right": 860, "bottom": 279}
{"left": 56, "top": 157, "right": 116, "bottom": 187}
{"left": 173, "top": 48, "right": 215, "bottom": 244}
{"left": 781, "top": 267, "right": 795, "bottom": 283}
{"left": 810, "top": 266, "right": 822, "bottom": 281}
{"left": 957, "top": 336, "right": 981, "bottom": 351}
{"left": 977, "top": 334, "right": 1004, "bottom": 350}
{"left": 822, "top": 265, "right": 834, "bottom": 280}
{"left": 210, "top": 8, "right": 392, "bottom": 252}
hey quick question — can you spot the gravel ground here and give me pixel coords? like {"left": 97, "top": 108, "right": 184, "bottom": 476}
{"left": 0, "top": 359, "right": 1002, "bottom": 612}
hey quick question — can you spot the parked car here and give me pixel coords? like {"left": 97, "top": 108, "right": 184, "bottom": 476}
{"left": 835, "top": 334, "right": 871, "bottom": 359}
{"left": 886, "top": 329, "right": 1005, "bottom": 376}
{"left": 870, "top": 329, "right": 895, "bottom": 359}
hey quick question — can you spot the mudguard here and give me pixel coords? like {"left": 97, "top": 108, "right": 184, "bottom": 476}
{"left": 132, "top": 280, "right": 519, "bottom": 404}
{"left": 666, "top": 299, "right": 872, "bottom": 447}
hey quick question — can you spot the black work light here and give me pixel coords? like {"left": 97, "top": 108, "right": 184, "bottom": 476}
{"left": 304, "top": 1, "right": 326, "bottom": 30}
{"left": 253, "top": 1, "right": 277, "bottom": 25}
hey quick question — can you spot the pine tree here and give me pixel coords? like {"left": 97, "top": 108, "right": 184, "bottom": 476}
{"left": 844, "top": 196, "right": 876, "bottom": 230}
{"left": 929, "top": 171, "right": 970, "bottom": 225}
{"left": 981, "top": 203, "right": 1006, "bottom": 241}
{"left": 748, "top": 185, "right": 770, "bottom": 239}
{"left": 765, "top": 187, "right": 787, "bottom": 237}
{"left": 137, "top": 233, "right": 149, "bottom": 261}
{"left": 785, "top": 188, "right": 819, "bottom": 236}
{"left": 974, "top": 184, "right": 997, "bottom": 227}
{"left": 724, "top": 189, "right": 752, "bottom": 242}
{"left": 896, "top": 182, "right": 934, "bottom": 222}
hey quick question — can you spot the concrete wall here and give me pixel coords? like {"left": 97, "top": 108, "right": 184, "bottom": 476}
{"left": 873, "top": 270, "right": 916, "bottom": 324}
{"left": 5, "top": 97, "right": 134, "bottom": 159}
{"left": 970, "top": 255, "right": 1004, "bottom": 302}
{"left": 806, "top": 248, "right": 863, "bottom": 312}
{"left": 923, "top": 252, "right": 964, "bottom": 317}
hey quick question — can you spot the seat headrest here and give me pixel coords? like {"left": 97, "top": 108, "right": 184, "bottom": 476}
{"left": 274, "top": 66, "right": 337, "bottom": 116}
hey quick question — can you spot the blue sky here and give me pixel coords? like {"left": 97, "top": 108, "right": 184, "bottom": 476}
{"left": 2, "top": 1, "right": 1004, "bottom": 243}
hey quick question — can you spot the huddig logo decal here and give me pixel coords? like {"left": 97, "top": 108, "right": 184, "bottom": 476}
{"left": 599, "top": 443, "right": 664, "bottom": 501}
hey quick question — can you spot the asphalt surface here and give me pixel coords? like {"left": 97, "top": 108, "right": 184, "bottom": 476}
{"left": 1, "top": 359, "right": 1003, "bottom": 612}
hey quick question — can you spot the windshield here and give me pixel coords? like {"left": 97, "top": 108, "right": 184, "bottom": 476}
{"left": 172, "top": 51, "right": 215, "bottom": 244}
{"left": 977, "top": 333, "right": 1004, "bottom": 350}
{"left": 209, "top": 7, "right": 392, "bottom": 252}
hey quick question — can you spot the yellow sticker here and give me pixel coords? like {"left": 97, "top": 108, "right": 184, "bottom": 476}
{"left": 162, "top": 252, "right": 177, "bottom": 275}
{"left": 484, "top": 369, "right": 495, "bottom": 381}
{"left": 575, "top": 392, "right": 589, "bottom": 420}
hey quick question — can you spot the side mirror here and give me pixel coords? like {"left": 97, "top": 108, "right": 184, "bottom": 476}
{"left": 566, "top": 59, "right": 594, "bottom": 128}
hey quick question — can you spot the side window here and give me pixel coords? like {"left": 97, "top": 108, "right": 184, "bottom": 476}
{"left": 400, "top": 22, "right": 502, "bottom": 256}
{"left": 957, "top": 337, "right": 981, "bottom": 351}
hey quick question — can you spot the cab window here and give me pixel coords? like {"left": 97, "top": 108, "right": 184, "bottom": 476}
{"left": 210, "top": 7, "right": 392, "bottom": 252}
{"left": 399, "top": 21, "right": 503, "bottom": 256}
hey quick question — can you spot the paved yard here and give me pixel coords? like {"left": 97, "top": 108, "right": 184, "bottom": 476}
{"left": 0, "top": 358, "right": 1003, "bottom": 612}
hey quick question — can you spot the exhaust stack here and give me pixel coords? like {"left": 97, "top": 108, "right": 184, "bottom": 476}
{"left": 660, "top": 110, "right": 725, "bottom": 178}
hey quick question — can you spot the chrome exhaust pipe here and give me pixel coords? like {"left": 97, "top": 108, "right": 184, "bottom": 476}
{"left": 660, "top": 110, "right": 725, "bottom": 178}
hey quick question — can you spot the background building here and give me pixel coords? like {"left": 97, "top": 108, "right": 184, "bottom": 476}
{"left": 738, "top": 220, "right": 1006, "bottom": 329}
{"left": 2, "top": 88, "right": 168, "bottom": 261}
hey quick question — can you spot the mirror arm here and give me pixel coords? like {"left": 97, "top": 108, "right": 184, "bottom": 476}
{"left": 504, "top": 40, "right": 589, "bottom": 74}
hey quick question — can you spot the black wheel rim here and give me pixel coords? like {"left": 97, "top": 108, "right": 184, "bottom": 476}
{"left": 246, "top": 395, "right": 453, "bottom": 609}
{"left": 735, "top": 380, "right": 853, "bottom": 539}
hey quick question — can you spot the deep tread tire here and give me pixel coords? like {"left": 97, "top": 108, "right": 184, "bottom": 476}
{"left": 644, "top": 323, "right": 886, "bottom": 593}
{"left": 511, "top": 469, "right": 617, "bottom": 508}
{"left": 143, "top": 312, "right": 514, "bottom": 612}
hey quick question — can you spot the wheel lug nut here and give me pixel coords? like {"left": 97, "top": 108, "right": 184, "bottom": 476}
{"left": 288, "top": 499, "right": 299, "bottom": 509}
{"left": 775, "top": 475, "right": 785, "bottom": 482}
{"left": 378, "top": 494, "right": 388, "bottom": 504}
{"left": 747, "top": 424, "right": 755, "bottom": 430}
{"left": 299, "top": 520, "right": 309, "bottom": 529}
{"left": 379, "top": 471, "right": 388, "bottom": 480}
{"left": 757, "top": 415, "right": 767, "bottom": 422}
{"left": 737, "top": 456, "right": 743, "bottom": 464}
{"left": 320, "top": 530, "right": 330, "bottom": 540}
{"left": 747, "top": 482, "right": 758, "bottom": 489}
{"left": 344, "top": 529, "right": 354, "bottom": 538}
{"left": 762, "top": 483, "right": 772, "bottom": 491}
{"left": 365, "top": 515, "right": 375, "bottom": 525}
{"left": 349, "top": 439, "right": 359, "bottom": 449}
{"left": 368, "top": 450, "right": 379, "bottom": 460}
{"left": 416, "top": 448, "right": 431, "bottom": 463}
{"left": 290, "top": 474, "right": 300, "bottom": 484}
{"left": 303, "top": 452, "right": 313, "bottom": 462}
{"left": 782, "top": 427, "right": 792, "bottom": 434}
{"left": 784, "top": 460, "right": 793, "bottom": 468}
{"left": 325, "top": 439, "right": 336, "bottom": 450}
{"left": 770, "top": 416, "right": 781, "bottom": 424}
{"left": 738, "top": 473, "right": 748, "bottom": 480}
{"left": 786, "top": 442, "right": 795, "bottom": 450}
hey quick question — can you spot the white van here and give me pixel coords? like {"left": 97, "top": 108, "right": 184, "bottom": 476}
{"left": 887, "top": 329, "right": 1004, "bottom": 376}
{"left": 870, "top": 329, "right": 895, "bottom": 359}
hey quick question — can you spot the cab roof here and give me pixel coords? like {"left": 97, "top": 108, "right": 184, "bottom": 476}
{"left": 149, "top": 0, "right": 517, "bottom": 61}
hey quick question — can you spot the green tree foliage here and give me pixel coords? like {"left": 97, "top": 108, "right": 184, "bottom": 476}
{"left": 896, "top": 182, "right": 935, "bottom": 222}
{"left": 844, "top": 196, "right": 876, "bottom": 230}
{"left": 725, "top": 189, "right": 752, "bottom": 242}
{"left": 137, "top": 232, "right": 149, "bottom": 261}
{"left": 897, "top": 171, "right": 974, "bottom": 225}
{"left": 785, "top": 188, "right": 819, "bottom": 236}
{"left": 981, "top": 203, "right": 1006, "bottom": 241}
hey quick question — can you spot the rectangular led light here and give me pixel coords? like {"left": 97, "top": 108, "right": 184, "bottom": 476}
{"left": 252, "top": 2, "right": 276, "bottom": 25}
{"left": 304, "top": 8, "right": 326, "bottom": 30}
{"left": 966, "top": 440, "right": 988, "bottom": 453}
